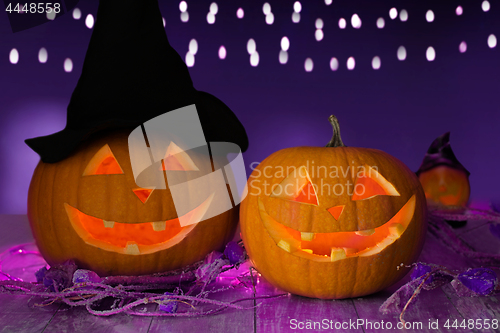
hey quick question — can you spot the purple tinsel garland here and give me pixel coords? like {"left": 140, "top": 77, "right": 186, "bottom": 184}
{"left": 0, "top": 241, "right": 287, "bottom": 316}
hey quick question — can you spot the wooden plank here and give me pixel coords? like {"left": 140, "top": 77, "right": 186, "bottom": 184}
{"left": 42, "top": 304, "right": 154, "bottom": 333}
{"left": 440, "top": 223, "right": 500, "bottom": 332}
{"left": 351, "top": 231, "right": 470, "bottom": 333}
{"left": 0, "top": 215, "right": 54, "bottom": 333}
{"left": 440, "top": 284, "right": 500, "bottom": 333}
{"left": 0, "top": 294, "right": 60, "bottom": 333}
{"left": 458, "top": 222, "right": 500, "bottom": 255}
{"left": 148, "top": 272, "right": 255, "bottom": 333}
{"left": 255, "top": 278, "right": 359, "bottom": 333}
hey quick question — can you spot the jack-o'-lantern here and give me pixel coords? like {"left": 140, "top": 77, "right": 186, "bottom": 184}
{"left": 416, "top": 132, "right": 470, "bottom": 208}
{"left": 24, "top": 0, "right": 248, "bottom": 276}
{"left": 27, "top": 129, "right": 239, "bottom": 276}
{"left": 240, "top": 116, "right": 427, "bottom": 299}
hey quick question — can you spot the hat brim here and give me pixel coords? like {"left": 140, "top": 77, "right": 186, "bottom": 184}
{"left": 26, "top": 91, "right": 248, "bottom": 163}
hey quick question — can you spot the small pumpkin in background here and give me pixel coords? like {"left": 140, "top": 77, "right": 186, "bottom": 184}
{"left": 28, "top": 129, "right": 239, "bottom": 277}
{"left": 416, "top": 132, "right": 470, "bottom": 208}
{"left": 240, "top": 116, "right": 427, "bottom": 299}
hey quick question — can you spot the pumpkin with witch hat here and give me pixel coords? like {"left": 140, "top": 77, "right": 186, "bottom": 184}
{"left": 25, "top": 0, "right": 248, "bottom": 276}
{"left": 416, "top": 132, "right": 470, "bottom": 208}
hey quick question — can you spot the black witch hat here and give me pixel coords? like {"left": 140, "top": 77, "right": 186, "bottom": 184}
{"left": 25, "top": 0, "right": 248, "bottom": 163}
{"left": 416, "top": 132, "right": 469, "bottom": 176}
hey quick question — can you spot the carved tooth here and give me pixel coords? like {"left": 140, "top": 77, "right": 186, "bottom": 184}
{"left": 330, "top": 248, "right": 347, "bottom": 262}
{"left": 103, "top": 220, "right": 115, "bottom": 228}
{"left": 302, "top": 249, "right": 313, "bottom": 254}
{"left": 355, "top": 228, "right": 375, "bottom": 236}
{"left": 277, "top": 238, "right": 301, "bottom": 253}
{"left": 376, "top": 237, "right": 396, "bottom": 250}
{"left": 125, "top": 242, "right": 141, "bottom": 255}
{"left": 388, "top": 223, "right": 404, "bottom": 238}
{"left": 343, "top": 247, "right": 358, "bottom": 256}
{"left": 277, "top": 239, "right": 292, "bottom": 253}
{"left": 300, "top": 232, "right": 315, "bottom": 241}
{"left": 151, "top": 221, "right": 166, "bottom": 231}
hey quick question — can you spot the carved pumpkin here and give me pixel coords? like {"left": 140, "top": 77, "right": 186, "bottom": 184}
{"left": 240, "top": 116, "right": 427, "bottom": 299}
{"left": 27, "top": 129, "right": 238, "bottom": 276}
{"left": 416, "top": 132, "right": 470, "bottom": 208}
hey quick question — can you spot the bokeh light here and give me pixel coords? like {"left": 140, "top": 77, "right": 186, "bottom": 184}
{"left": 247, "top": 38, "right": 256, "bottom": 54}
{"left": 189, "top": 39, "right": 198, "bottom": 55}
{"left": 281, "top": 37, "right": 290, "bottom": 51}
{"left": 399, "top": 9, "right": 408, "bottom": 22}
{"left": 236, "top": 8, "right": 244, "bottom": 19}
{"left": 315, "top": 29, "right": 324, "bottom": 41}
{"left": 72, "top": 8, "right": 81, "bottom": 20}
{"left": 294, "top": 1, "right": 302, "bottom": 13}
{"left": 488, "top": 34, "right": 497, "bottom": 48}
{"left": 9, "top": 48, "right": 19, "bottom": 64}
{"left": 304, "top": 58, "right": 313, "bottom": 72}
{"left": 218, "top": 46, "right": 226, "bottom": 59}
{"left": 459, "top": 41, "right": 467, "bottom": 53}
{"left": 250, "top": 51, "right": 259, "bottom": 67}
{"left": 63, "top": 58, "right": 73, "bottom": 72}
{"left": 376, "top": 18, "right": 385, "bottom": 29}
{"left": 347, "top": 57, "right": 355, "bottom": 70}
{"left": 266, "top": 12, "right": 274, "bottom": 25}
{"left": 85, "top": 14, "right": 94, "bottom": 29}
{"left": 179, "top": 1, "right": 187, "bottom": 12}
{"left": 351, "top": 14, "right": 361, "bottom": 29}
{"left": 330, "top": 57, "right": 339, "bottom": 71}
{"left": 210, "top": 2, "right": 218, "bottom": 15}
{"left": 426, "top": 10, "right": 434, "bottom": 22}
{"left": 207, "top": 12, "right": 215, "bottom": 24}
{"left": 185, "top": 51, "right": 194, "bottom": 67}
{"left": 397, "top": 46, "right": 407, "bottom": 61}
{"left": 279, "top": 50, "right": 288, "bottom": 64}
{"left": 38, "top": 47, "right": 48, "bottom": 63}
{"left": 389, "top": 8, "right": 398, "bottom": 20}
{"left": 315, "top": 18, "right": 324, "bottom": 29}
{"left": 263, "top": 3, "right": 271, "bottom": 15}
{"left": 338, "top": 18, "right": 346, "bottom": 29}
{"left": 426, "top": 47, "right": 436, "bottom": 61}
{"left": 372, "top": 56, "right": 381, "bottom": 70}
{"left": 482, "top": 1, "right": 490, "bottom": 12}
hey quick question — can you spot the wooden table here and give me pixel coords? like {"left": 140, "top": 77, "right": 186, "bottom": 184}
{"left": 0, "top": 214, "right": 499, "bottom": 333}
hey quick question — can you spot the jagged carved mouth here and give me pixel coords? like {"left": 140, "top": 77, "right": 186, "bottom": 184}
{"left": 258, "top": 195, "right": 416, "bottom": 262}
{"left": 64, "top": 195, "right": 213, "bottom": 255}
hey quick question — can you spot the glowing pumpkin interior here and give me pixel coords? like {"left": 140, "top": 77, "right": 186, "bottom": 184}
{"left": 65, "top": 143, "right": 211, "bottom": 255}
{"left": 261, "top": 166, "right": 414, "bottom": 262}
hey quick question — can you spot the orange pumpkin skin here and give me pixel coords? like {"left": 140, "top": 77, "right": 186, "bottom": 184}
{"left": 27, "top": 129, "right": 238, "bottom": 276}
{"left": 418, "top": 166, "right": 470, "bottom": 207}
{"left": 240, "top": 146, "right": 427, "bottom": 299}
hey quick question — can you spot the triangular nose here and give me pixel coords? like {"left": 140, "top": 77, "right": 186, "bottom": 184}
{"left": 133, "top": 188, "right": 154, "bottom": 203}
{"left": 327, "top": 205, "right": 344, "bottom": 220}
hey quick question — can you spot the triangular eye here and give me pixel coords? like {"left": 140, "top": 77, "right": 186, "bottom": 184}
{"left": 82, "top": 144, "right": 124, "bottom": 176}
{"left": 161, "top": 142, "right": 199, "bottom": 171}
{"left": 352, "top": 166, "right": 399, "bottom": 201}
{"left": 271, "top": 166, "right": 318, "bottom": 205}
{"left": 133, "top": 187, "right": 155, "bottom": 203}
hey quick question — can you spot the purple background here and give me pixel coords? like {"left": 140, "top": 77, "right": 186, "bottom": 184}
{"left": 0, "top": 0, "right": 499, "bottom": 214}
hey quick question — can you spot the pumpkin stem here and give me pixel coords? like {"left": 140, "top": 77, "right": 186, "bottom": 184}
{"left": 326, "top": 115, "right": 346, "bottom": 148}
